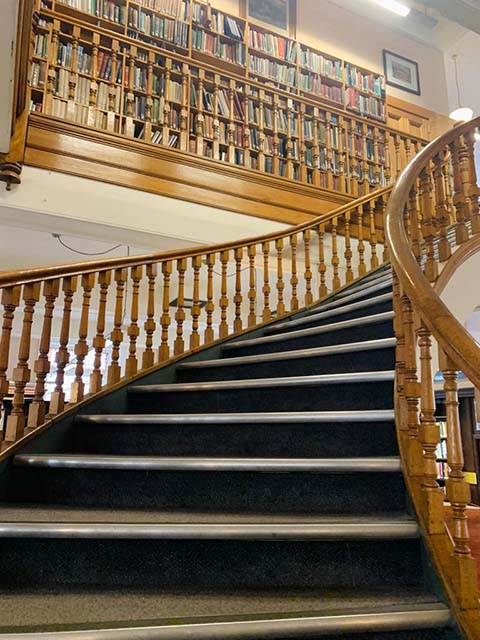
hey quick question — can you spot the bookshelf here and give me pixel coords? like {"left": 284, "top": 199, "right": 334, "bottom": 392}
{"left": 30, "top": 0, "right": 395, "bottom": 194}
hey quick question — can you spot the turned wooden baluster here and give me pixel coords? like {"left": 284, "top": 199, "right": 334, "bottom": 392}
{"left": 458, "top": 133, "right": 474, "bottom": 230}
{"left": 464, "top": 130, "right": 480, "bottom": 234}
{"left": 343, "top": 212, "right": 354, "bottom": 283}
{"left": 174, "top": 258, "right": 187, "bottom": 356}
{"left": 125, "top": 266, "right": 142, "bottom": 377}
{"left": 219, "top": 250, "right": 229, "bottom": 338}
{"left": 402, "top": 293, "right": 423, "bottom": 476}
{"left": 275, "top": 239, "right": 286, "bottom": 316}
{"left": 262, "top": 241, "right": 272, "bottom": 322}
{"left": 433, "top": 152, "right": 452, "bottom": 263}
{"left": 107, "top": 268, "right": 127, "bottom": 385}
{"left": 303, "top": 230, "right": 313, "bottom": 305}
{"left": 159, "top": 261, "right": 172, "bottom": 361}
{"left": 317, "top": 225, "right": 328, "bottom": 297}
{"left": 417, "top": 321, "right": 444, "bottom": 534}
{"left": 27, "top": 280, "right": 60, "bottom": 430}
{"left": 289, "top": 234, "right": 299, "bottom": 312}
{"left": 190, "top": 256, "right": 202, "bottom": 349}
{"left": 247, "top": 245, "right": 257, "bottom": 326}
{"left": 407, "top": 185, "right": 423, "bottom": 263}
{"left": 49, "top": 276, "right": 77, "bottom": 416}
{"left": 392, "top": 271, "right": 407, "bottom": 441}
{"left": 90, "top": 271, "right": 112, "bottom": 392}
{"left": 0, "top": 287, "right": 21, "bottom": 435}
{"left": 394, "top": 133, "right": 402, "bottom": 179}
{"left": 142, "top": 264, "right": 157, "bottom": 369}
{"left": 330, "top": 218, "right": 341, "bottom": 291}
{"left": 450, "top": 138, "right": 470, "bottom": 245}
{"left": 381, "top": 194, "right": 389, "bottom": 263}
{"left": 441, "top": 351, "right": 479, "bottom": 608}
{"left": 356, "top": 206, "right": 366, "bottom": 277}
{"left": 233, "top": 248, "right": 243, "bottom": 333}
{"left": 204, "top": 254, "right": 215, "bottom": 343}
{"left": 70, "top": 274, "right": 95, "bottom": 403}
{"left": 419, "top": 167, "right": 438, "bottom": 283}
{"left": 4, "top": 283, "right": 41, "bottom": 444}
{"left": 367, "top": 200, "right": 379, "bottom": 270}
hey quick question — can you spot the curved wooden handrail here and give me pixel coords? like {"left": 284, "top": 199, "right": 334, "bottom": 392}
{"left": 386, "top": 116, "right": 480, "bottom": 389}
{"left": 385, "top": 115, "right": 480, "bottom": 630}
{"left": 0, "top": 186, "right": 390, "bottom": 287}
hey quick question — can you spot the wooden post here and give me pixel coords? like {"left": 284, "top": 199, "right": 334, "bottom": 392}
{"left": 125, "top": 266, "right": 142, "bottom": 377}
{"left": 174, "top": 258, "right": 187, "bottom": 356}
{"left": 189, "top": 255, "right": 202, "bottom": 349}
{"left": 204, "top": 254, "right": 215, "bottom": 344}
{"left": 107, "top": 268, "right": 127, "bottom": 385}
{"left": 262, "top": 242, "right": 272, "bottom": 322}
{"left": 70, "top": 273, "right": 95, "bottom": 403}
{"left": 219, "top": 250, "right": 230, "bottom": 338}
{"left": 233, "top": 248, "right": 243, "bottom": 333}
{"left": 303, "top": 230, "right": 313, "bottom": 306}
{"left": 247, "top": 245, "right": 257, "bottom": 327}
{"left": 0, "top": 287, "right": 21, "bottom": 433}
{"left": 275, "top": 239, "right": 285, "bottom": 316}
{"left": 159, "top": 261, "right": 172, "bottom": 362}
{"left": 141, "top": 264, "right": 157, "bottom": 369}
{"left": 89, "top": 271, "right": 112, "bottom": 393}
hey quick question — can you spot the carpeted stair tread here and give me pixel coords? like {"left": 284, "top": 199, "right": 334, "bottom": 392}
{"left": 129, "top": 371, "right": 394, "bottom": 394}
{"left": 0, "top": 506, "right": 415, "bottom": 525}
{"left": 176, "top": 338, "right": 396, "bottom": 370}
{"left": 0, "top": 589, "right": 446, "bottom": 634}
{"left": 304, "top": 279, "right": 392, "bottom": 315}
{"left": 224, "top": 312, "right": 394, "bottom": 352}
{"left": 265, "top": 292, "right": 393, "bottom": 334}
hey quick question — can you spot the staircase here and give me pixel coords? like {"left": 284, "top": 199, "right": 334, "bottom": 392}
{"left": 0, "top": 266, "right": 462, "bottom": 638}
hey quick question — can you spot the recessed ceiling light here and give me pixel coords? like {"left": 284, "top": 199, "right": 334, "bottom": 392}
{"left": 372, "top": 0, "right": 411, "bottom": 17}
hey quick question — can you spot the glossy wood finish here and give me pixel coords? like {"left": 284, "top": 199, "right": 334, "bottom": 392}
{"left": 385, "top": 117, "right": 480, "bottom": 636}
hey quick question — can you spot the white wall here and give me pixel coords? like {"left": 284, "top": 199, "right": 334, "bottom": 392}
{"left": 445, "top": 31, "right": 480, "bottom": 116}
{"left": 214, "top": 0, "right": 450, "bottom": 114}
{"left": 0, "top": 0, "right": 18, "bottom": 153}
{"left": 0, "top": 166, "right": 289, "bottom": 266}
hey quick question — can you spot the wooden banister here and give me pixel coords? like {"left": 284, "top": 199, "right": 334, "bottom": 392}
{"left": 0, "top": 185, "right": 390, "bottom": 458}
{"left": 385, "top": 116, "right": 480, "bottom": 627}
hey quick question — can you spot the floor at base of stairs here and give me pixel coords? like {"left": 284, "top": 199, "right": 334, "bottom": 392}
{"left": 0, "top": 589, "right": 444, "bottom": 633}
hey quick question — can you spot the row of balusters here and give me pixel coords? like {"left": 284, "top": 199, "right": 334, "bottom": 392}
{"left": 0, "top": 195, "right": 388, "bottom": 449}
{"left": 391, "top": 128, "right": 480, "bottom": 609}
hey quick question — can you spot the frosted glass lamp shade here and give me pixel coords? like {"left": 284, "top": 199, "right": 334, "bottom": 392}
{"left": 449, "top": 107, "right": 473, "bottom": 122}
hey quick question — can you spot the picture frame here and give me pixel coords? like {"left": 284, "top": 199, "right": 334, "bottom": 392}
{"left": 247, "top": 0, "right": 292, "bottom": 35}
{"left": 383, "top": 49, "right": 420, "bottom": 96}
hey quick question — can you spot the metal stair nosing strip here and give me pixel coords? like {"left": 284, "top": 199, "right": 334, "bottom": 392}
{"left": 223, "top": 312, "right": 395, "bottom": 351}
{"left": 305, "top": 280, "right": 393, "bottom": 315}
{"left": 332, "top": 273, "right": 393, "bottom": 298}
{"left": 129, "top": 371, "right": 394, "bottom": 394}
{"left": 0, "top": 606, "right": 452, "bottom": 639}
{"left": 266, "top": 292, "right": 393, "bottom": 334}
{"left": 176, "top": 338, "right": 396, "bottom": 370}
{"left": 13, "top": 455, "right": 402, "bottom": 473}
{"left": 75, "top": 409, "right": 396, "bottom": 425}
{"left": 0, "top": 520, "right": 419, "bottom": 540}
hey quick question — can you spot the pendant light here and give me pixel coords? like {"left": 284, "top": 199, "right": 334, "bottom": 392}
{"left": 449, "top": 54, "right": 473, "bottom": 122}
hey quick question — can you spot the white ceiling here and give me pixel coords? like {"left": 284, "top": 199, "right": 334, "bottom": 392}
{"left": 327, "top": 0, "right": 468, "bottom": 51}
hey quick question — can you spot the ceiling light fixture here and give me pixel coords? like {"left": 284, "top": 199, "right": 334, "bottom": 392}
{"left": 449, "top": 54, "right": 473, "bottom": 122}
{"left": 372, "top": 0, "right": 411, "bottom": 17}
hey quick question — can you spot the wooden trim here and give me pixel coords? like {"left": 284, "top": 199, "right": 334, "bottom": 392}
{"left": 25, "top": 113, "right": 353, "bottom": 225}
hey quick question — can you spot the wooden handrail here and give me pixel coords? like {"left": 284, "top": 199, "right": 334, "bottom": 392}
{"left": 386, "top": 117, "right": 480, "bottom": 388}
{"left": 0, "top": 186, "right": 390, "bottom": 288}
{"left": 385, "top": 116, "right": 480, "bottom": 625}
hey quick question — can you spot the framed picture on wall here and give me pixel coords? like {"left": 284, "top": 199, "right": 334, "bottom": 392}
{"left": 383, "top": 50, "right": 420, "bottom": 95}
{"left": 247, "top": 0, "right": 295, "bottom": 35}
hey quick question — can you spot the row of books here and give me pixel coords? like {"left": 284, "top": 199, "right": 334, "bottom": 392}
{"left": 30, "top": 61, "right": 47, "bottom": 89}
{"left": 192, "top": 28, "right": 246, "bottom": 66}
{"left": 132, "top": 0, "right": 189, "bottom": 20}
{"left": 34, "top": 33, "right": 49, "bottom": 59}
{"left": 300, "top": 73, "right": 343, "bottom": 103}
{"left": 248, "top": 29, "right": 296, "bottom": 64}
{"left": 57, "top": 0, "right": 127, "bottom": 24}
{"left": 151, "top": 130, "right": 179, "bottom": 146}
{"left": 98, "top": 52, "right": 122, "bottom": 82}
{"left": 97, "top": 82, "right": 122, "bottom": 111}
{"left": 249, "top": 55, "right": 297, "bottom": 87}
{"left": 30, "top": 100, "right": 43, "bottom": 112}
{"left": 299, "top": 48, "right": 343, "bottom": 80}
{"left": 303, "top": 120, "right": 327, "bottom": 144}
{"left": 192, "top": 5, "right": 244, "bottom": 40}
{"left": 437, "top": 461, "right": 449, "bottom": 480}
{"left": 345, "top": 65, "right": 385, "bottom": 97}
{"left": 346, "top": 88, "right": 385, "bottom": 120}
{"left": 436, "top": 439, "right": 447, "bottom": 460}
{"left": 128, "top": 8, "right": 189, "bottom": 47}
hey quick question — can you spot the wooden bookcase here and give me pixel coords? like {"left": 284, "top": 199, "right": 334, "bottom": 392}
{"left": 29, "top": 0, "right": 400, "bottom": 195}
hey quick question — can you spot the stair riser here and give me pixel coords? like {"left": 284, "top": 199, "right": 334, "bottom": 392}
{"left": 223, "top": 321, "right": 394, "bottom": 358}
{"left": 8, "top": 468, "right": 407, "bottom": 513}
{"left": 0, "top": 538, "right": 423, "bottom": 590}
{"left": 73, "top": 421, "right": 398, "bottom": 457}
{"left": 176, "top": 348, "right": 396, "bottom": 382}
{"left": 129, "top": 381, "right": 394, "bottom": 414}
{"left": 271, "top": 300, "right": 393, "bottom": 334}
